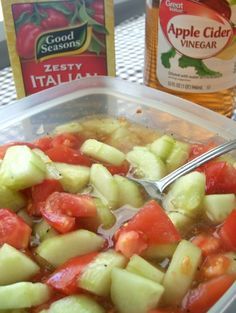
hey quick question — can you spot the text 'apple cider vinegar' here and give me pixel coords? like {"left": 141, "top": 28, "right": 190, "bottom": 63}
{"left": 144, "top": 0, "right": 236, "bottom": 117}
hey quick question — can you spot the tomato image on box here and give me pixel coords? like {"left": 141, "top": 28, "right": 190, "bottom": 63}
{"left": 2, "top": 0, "right": 115, "bottom": 97}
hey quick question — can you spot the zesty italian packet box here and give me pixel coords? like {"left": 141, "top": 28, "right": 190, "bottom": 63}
{"left": 1, "top": 0, "right": 115, "bottom": 98}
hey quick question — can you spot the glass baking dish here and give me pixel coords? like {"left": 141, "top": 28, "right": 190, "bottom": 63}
{"left": 0, "top": 76, "right": 235, "bottom": 312}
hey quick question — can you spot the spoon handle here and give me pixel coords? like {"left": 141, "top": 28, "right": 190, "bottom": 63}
{"left": 156, "top": 139, "right": 236, "bottom": 193}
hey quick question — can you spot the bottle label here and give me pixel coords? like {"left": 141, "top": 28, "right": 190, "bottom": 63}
{"left": 157, "top": 0, "right": 236, "bottom": 93}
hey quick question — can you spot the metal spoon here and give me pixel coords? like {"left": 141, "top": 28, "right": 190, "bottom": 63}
{"left": 126, "top": 138, "right": 236, "bottom": 200}
{"left": 98, "top": 139, "right": 236, "bottom": 245}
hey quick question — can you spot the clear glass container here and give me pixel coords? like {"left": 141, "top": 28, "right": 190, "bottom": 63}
{"left": 0, "top": 76, "right": 235, "bottom": 312}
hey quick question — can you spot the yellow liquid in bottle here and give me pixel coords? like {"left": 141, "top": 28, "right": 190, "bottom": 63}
{"left": 144, "top": 0, "right": 235, "bottom": 117}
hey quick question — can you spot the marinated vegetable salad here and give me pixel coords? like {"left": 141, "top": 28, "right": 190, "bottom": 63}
{"left": 0, "top": 117, "right": 235, "bottom": 313}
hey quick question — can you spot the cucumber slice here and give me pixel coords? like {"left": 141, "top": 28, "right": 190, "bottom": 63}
{"left": 150, "top": 135, "right": 175, "bottom": 160}
{"left": 33, "top": 149, "right": 61, "bottom": 180}
{"left": 55, "top": 163, "right": 90, "bottom": 194}
{"left": 36, "top": 229, "right": 104, "bottom": 266}
{"left": 40, "top": 295, "right": 105, "bottom": 313}
{"left": 107, "top": 126, "right": 140, "bottom": 152}
{"left": 163, "top": 171, "right": 206, "bottom": 218}
{"left": 111, "top": 268, "right": 164, "bottom": 313}
{"left": 81, "top": 139, "right": 125, "bottom": 166}
{"left": 82, "top": 199, "right": 116, "bottom": 231}
{"left": 78, "top": 250, "right": 127, "bottom": 297}
{"left": 166, "top": 141, "right": 190, "bottom": 172}
{"left": 17, "top": 209, "right": 33, "bottom": 227}
{"left": 81, "top": 118, "right": 120, "bottom": 135}
{"left": 0, "top": 244, "right": 40, "bottom": 285}
{"left": 167, "top": 212, "right": 194, "bottom": 235}
{"left": 142, "top": 243, "right": 178, "bottom": 259}
{"left": 203, "top": 194, "right": 236, "bottom": 224}
{"left": 0, "top": 146, "right": 46, "bottom": 190}
{"left": 162, "top": 240, "right": 202, "bottom": 305}
{"left": 0, "top": 282, "right": 50, "bottom": 309}
{"left": 114, "top": 175, "right": 144, "bottom": 208}
{"left": 34, "top": 220, "right": 58, "bottom": 242}
{"left": 126, "top": 254, "right": 164, "bottom": 284}
{"left": 0, "top": 185, "right": 26, "bottom": 211}
{"left": 94, "top": 199, "right": 116, "bottom": 228}
{"left": 53, "top": 122, "right": 82, "bottom": 134}
{"left": 126, "top": 147, "right": 166, "bottom": 180}
{"left": 90, "top": 164, "right": 119, "bottom": 209}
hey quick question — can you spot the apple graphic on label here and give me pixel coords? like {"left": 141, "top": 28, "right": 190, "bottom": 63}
{"left": 195, "top": 0, "right": 231, "bottom": 20}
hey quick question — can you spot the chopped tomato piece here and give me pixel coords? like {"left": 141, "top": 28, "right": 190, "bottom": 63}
{"left": 41, "top": 192, "right": 97, "bottom": 233}
{"left": 106, "top": 161, "right": 130, "bottom": 176}
{"left": 51, "top": 133, "right": 85, "bottom": 149}
{"left": 189, "top": 143, "right": 215, "bottom": 161}
{"left": 0, "top": 208, "right": 31, "bottom": 249}
{"left": 45, "top": 145, "right": 93, "bottom": 166}
{"left": 47, "top": 252, "right": 98, "bottom": 294}
{"left": 219, "top": 210, "right": 236, "bottom": 251}
{"left": 27, "top": 201, "right": 45, "bottom": 218}
{"left": 198, "top": 161, "right": 236, "bottom": 194}
{"left": 34, "top": 133, "right": 85, "bottom": 152}
{"left": 28, "top": 179, "right": 63, "bottom": 216}
{"left": 199, "top": 254, "right": 231, "bottom": 280}
{"left": 31, "top": 179, "right": 63, "bottom": 204}
{"left": 34, "top": 136, "right": 53, "bottom": 152}
{"left": 115, "top": 200, "right": 181, "bottom": 257}
{"left": 0, "top": 142, "right": 36, "bottom": 159}
{"left": 0, "top": 145, "right": 9, "bottom": 159}
{"left": 182, "top": 275, "right": 236, "bottom": 313}
{"left": 191, "top": 233, "right": 222, "bottom": 256}
{"left": 115, "top": 231, "right": 148, "bottom": 258}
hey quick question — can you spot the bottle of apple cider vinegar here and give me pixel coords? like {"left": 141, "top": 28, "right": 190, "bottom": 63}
{"left": 144, "top": 0, "right": 236, "bottom": 117}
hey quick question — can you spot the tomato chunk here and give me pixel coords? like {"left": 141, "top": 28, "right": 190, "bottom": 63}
{"left": 189, "top": 143, "right": 236, "bottom": 194}
{"left": 115, "top": 200, "right": 181, "bottom": 257}
{"left": 31, "top": 179, "right": 63, "bottom": 204}
{"left": 219, "top": 210, "right": 236, "bottom": 251}
{"left": 28, "top": 179, "right": 63, "bottom": 216}
{"left": 199, "top": 254, "right": 231, "bottom": 280}
{"left": 191, "top": 233, "right": 222, "bottom": 257}
{"left": 34, "top": 133, "right": 84, "bottom": 152}
{"left": 198, "top": 161, "right": 236, "bottom": 194}
{"left": 182, "top": 275, "right": 235, "bottom": 313}
{"left": 115, "top": 231, "right": 148, "bottom": 258}
{"left": 106, "top": 161, "right": 130, "bottom": 176}
{"left": 34, "top": 136, "right": 53, "bottom": 152}
{"left": 41, "top": 192, "right": 97, "bottom": 233}
{"left": 45, "top": 145, "right": 93, "bottom": 166}
{"left": 189, "top": 143, "right": 215, "bottom": 161}
{"left": 51, "top": 133, "right": 85, "bottom": 149}
{"left": 47, "top": 252, "right": 98, "bottom": 294}
{"left": 0, "top": 208, "right": 31, "bottom": 249}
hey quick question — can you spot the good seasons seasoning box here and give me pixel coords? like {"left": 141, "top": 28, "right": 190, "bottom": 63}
{"left": 1, "top": 0, "right": 115, "bottom": 97}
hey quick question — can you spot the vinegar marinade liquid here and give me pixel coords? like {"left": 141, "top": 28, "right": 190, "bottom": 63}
{"left": 144, "top": 0, "right": 236, "bottom": 117}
